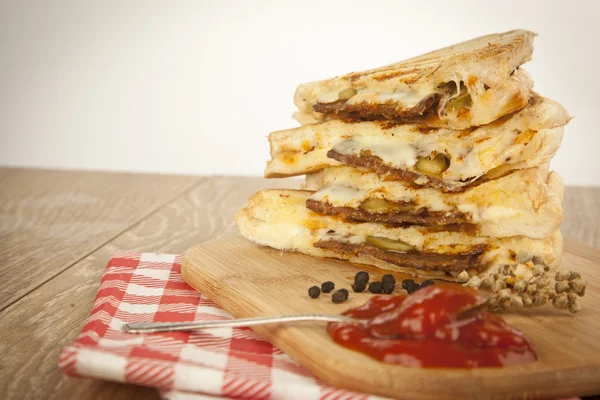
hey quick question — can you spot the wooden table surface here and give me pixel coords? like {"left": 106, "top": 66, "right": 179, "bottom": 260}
{"left": 0, "top": 167, "right": 598, "bottom": 400}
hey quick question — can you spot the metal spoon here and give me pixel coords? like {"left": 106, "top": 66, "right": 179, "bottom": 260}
{"left": 121, "top": 314, "right": 358, "bottom": 334}
{"left": 122, "top": 297, "right": 491, "bottom": 334}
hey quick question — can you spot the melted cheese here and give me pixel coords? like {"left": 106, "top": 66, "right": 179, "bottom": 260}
{"left": 309, "top": 184, "right": 367, "bottom": 207}
{"left": 319, "top": 230, "right": 364, "bottom": 244}
{"left": 310, "top": 178, "right": 454, "bottom": 213}
{"left": 332, "top": 137, "right": 418, "bottom": 169}
{"left": 315, "top": 86, "right": 432, "bottom": 108}
{"left": 251, "top": 222, "right": 311, "bottom": 250}
{"left": 346, "top": 89, "right": 430, "bottom": 109}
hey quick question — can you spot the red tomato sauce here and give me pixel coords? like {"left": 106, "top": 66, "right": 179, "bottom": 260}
{"left": 327, "top": 284, "right": 537, "bottom": 368}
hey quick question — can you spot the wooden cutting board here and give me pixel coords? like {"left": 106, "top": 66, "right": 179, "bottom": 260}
{"left": 182, "top": 236, "right": 600, "bottom": 399}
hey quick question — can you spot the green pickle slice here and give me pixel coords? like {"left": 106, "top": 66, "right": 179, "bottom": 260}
{"left": 366, "top": 236, "right": 415, "bottom": 252}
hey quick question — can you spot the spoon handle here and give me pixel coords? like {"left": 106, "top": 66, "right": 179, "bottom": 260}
{"left": 122, "top": 314, "right": 356, "bottom": 334}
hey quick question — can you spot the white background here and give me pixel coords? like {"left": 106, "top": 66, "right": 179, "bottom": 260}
{"left": 1, "top": 0, "right": 599, "bottom": 185}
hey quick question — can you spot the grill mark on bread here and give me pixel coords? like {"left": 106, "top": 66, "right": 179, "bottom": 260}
{"left": 306, "top": 199, "right": 476, "bottom": 232}
{"left": 313, "top": 239, "right": 487, "bottom": 272}
{"left": 342, "top": 32, "right": 530, "bottom": 84}
{"left": 371, "top": 68, "right": 423, "bottom": 82}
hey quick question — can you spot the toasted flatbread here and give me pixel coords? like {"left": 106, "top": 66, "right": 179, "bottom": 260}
{"left": 294, "top": 30, "right": 535, "bottom": 129}
{"left": 268, "top": 96, "right": 569, "bottom": 191}
{"left": 236, "top": 189, "right": 562, "bottom": 282}
{"left": 302, "top": 165, "right": 563, "bottom": 239}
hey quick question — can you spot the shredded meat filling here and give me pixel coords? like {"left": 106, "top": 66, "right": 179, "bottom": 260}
{"left": 313, "top": 93, "right": 441, "bottom": 122}
{"left": 306, "top": 199, "right": 473, "bottom": 229}
{"left": 314, "top": 239, "right": 487, "bottom": 272}
{"left": 326, "top": 149, "right": 486, "bottom": 192}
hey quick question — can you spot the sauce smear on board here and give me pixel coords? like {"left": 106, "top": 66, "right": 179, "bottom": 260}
{"left": 327, "top": 284, "right": 537, "bottom": 368}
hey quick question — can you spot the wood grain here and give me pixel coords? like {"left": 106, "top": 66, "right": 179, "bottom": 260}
{"left": 563, "top": 186, "right": 600, "bottom": 250}
{"left": 0, "top": 175, "right": 298, "bottom": 400}
{"left": 183, "top": 236, "right": 600, "bottom": 400}
{"left": 0, "top": 167, "right": 199, "bottom": 310}
{"left": 0, "top": 167, "right": 597, "bottom": 400}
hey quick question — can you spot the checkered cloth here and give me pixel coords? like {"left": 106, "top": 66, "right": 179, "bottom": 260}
{"left": 58, "top": 252, "right": 380, "bottom": 400}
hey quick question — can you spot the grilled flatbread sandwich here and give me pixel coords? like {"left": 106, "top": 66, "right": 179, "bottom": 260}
{"left": 268, "top": 96, "right": 569, "bottom": 191}
{"left": 294, "top": 30, "right": 535, "bottom": 129}
{"left": 235, "top": 189, "right": 562, "bottom": 282}
{"left": 303, "top": 165, "right": 563, "bottom": 239}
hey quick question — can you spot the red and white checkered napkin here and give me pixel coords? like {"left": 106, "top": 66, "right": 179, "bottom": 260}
{"left": 58, "top": 252, "right": 380, "bottom": 400}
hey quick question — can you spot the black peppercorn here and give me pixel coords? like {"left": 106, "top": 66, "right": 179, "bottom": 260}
{"left": 402, "top": 279, "right": 415, "bottom": 290}
{"left": 332, "top": 289, "right": 349, "bottom": 303}
{"left": 308, "top": 286, "right": 321, "bottom": 298}
{"left": 421, "top": 279, "right": 435, "bottom": 288}
{"left": 368, "top": 281, "right": 383, "bottom": 294}
{"left": 407, "top": 284, "right": 420, "bottom": 294}
{"left": 382, "top": 274, "right": 395, "bottom": 285}
{"left": 404, "top": 281, "right": 420, "bottom": 294}
{"left": 321, "top": 281, "right": 335, "bottom": 293}
{"left": 354, "top": 271, "right": 369, "bottom": 284}
{"left": 352, "top": 281, "right": 366, "bottom": 292}
{"left": 382, "top": 281, "right": 395, "bottom": 294}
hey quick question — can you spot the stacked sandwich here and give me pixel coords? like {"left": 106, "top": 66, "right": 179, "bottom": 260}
{"left": 236, "top": 30, "right": 585, "bottom": 311}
